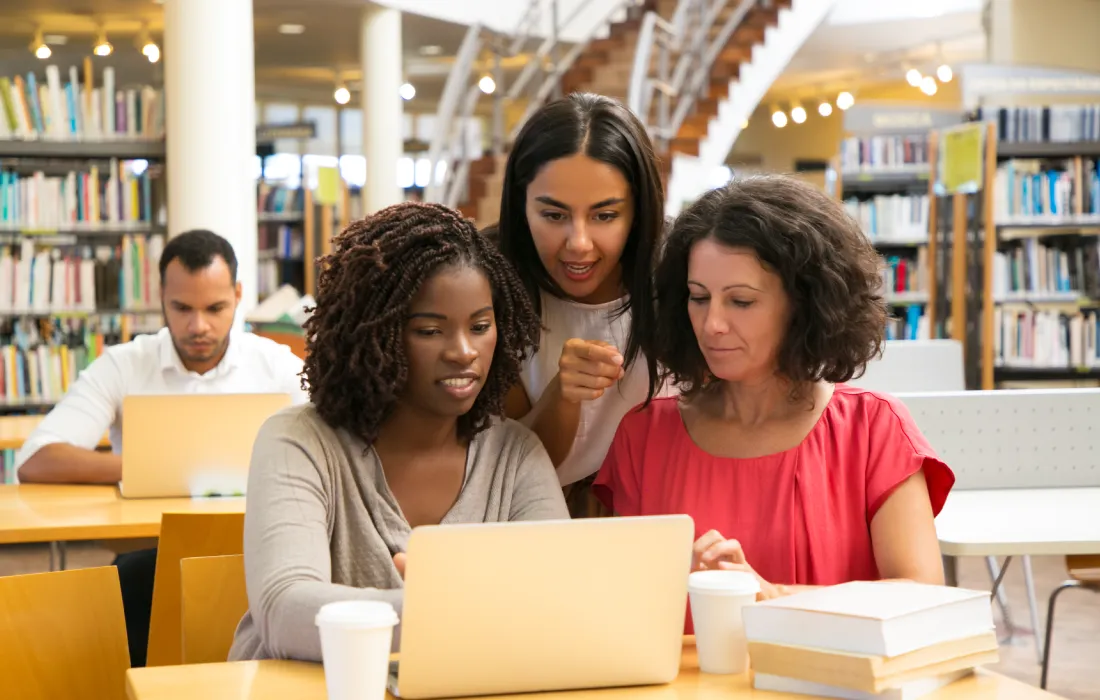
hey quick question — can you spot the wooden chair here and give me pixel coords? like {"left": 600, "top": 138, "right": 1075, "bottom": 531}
{"left": 1041, "top": 554, "right": 1100, "bottom": 689}
{"left": 0, "top": 566, "right": 130, "bottom": 700}
{"left": 146, "top": 511, "right": 245, "bottom": 667}
{"left": 180, "top": 554, "right": 250, "bottom": 664}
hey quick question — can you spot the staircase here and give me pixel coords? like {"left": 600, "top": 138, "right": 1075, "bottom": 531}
{"left": 660, "top": 0, "right": 840, "bottom": 215}
{"left": 448, "top": 0, "right": 835, "bottom": 226}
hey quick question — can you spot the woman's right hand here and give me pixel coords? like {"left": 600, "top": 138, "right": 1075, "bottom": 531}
{"left": 558, "top": 339, "right": 625, "bottom": 403}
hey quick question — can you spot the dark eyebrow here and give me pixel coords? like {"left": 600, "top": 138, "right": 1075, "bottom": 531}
{"left": 686, "top": 281, "right": 762, "bottom": 292}
{"left": 534, "top": 196, "right": 626, "bottom": 211}
{"left": 409, "top": 306, "right": 494, "bottom": 322}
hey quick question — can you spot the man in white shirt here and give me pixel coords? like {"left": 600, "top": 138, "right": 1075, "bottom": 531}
{"left": 16, "top": 228, "right": 308, "bottom": 666}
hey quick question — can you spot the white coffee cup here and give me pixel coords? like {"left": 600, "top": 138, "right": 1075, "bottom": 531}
{"left": 688, "top": 570, "right": 760, "bottom": 675}
{"left": 315, "top": 600, "right": 400, "bottom": 700}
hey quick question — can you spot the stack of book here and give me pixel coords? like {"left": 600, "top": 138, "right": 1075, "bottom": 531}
{"left": 743, "top": 581, "right": 998, "bottom": 700}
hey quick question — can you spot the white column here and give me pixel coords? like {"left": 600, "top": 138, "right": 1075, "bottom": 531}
{"left": 164, "top": 0, "right": 258, "bottom": 325}
{"left": 361, "top": 3, "right": 404, "bottom": 214}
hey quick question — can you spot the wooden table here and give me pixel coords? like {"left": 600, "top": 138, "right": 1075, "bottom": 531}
{"left": 0, "top": 415, "right": 111, "bottom": 451}
{"left": 0, "top": 484, "right": 245, "bottom": 544}
{"left": 126, "top": 641, "right": 1063, "bottom": 700}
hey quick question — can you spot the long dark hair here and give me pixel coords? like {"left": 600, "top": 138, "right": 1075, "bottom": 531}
{"left": 494, "top": 92, "right": 665, "bottom": 377}
{"left": 304, "top": 202, "right": 542, "bottom": 444}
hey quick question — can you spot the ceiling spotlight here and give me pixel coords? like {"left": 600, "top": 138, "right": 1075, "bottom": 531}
{"left": 399, "top": 82, "right": 416, "bottom": 101}
{"left": 419, "top": 45, "right": 443, "bottom": 56}
{"left": 836, "top": 91, "right": 855, "bottom": 110}
{"left": 334, "top": 85, "right": 351, "bottom": 105}
{"left": 278, "top": 24, "right": 306, "bottom": 35}
{"left": 93, "top": 28, "right": 112, "bottom": 56}
{"left": 790, "top": 105, "right": 807, "bottom": 124}
{"left": 920, "top": 76, "right": 938, "bottom": 96}
{"left": 818, "top": 101, "right": 833, "bottom": 117}
{"left": 740, "top": 118, "right": 749, "bottom": 129}
{"left": 771, "top": 109, "right": 788, "bottom": 128}
{"left": 138, "top": 23, "right": 159, "bottom": 63}
{"left": 937, "top": 64, "right": 953, "bottom": 82}
{"left": 30, "top": 29, "right": 50, "bottom": 59}
{"left": 906, "top": 68, "right": 922, "bottom": 87}
{"left": 478, "top": 75, "right": 496, "bottom": 95}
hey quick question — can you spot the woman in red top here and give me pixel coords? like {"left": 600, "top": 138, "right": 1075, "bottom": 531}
{"left": 593, "top": 175, "right": 954, "bottom": 603}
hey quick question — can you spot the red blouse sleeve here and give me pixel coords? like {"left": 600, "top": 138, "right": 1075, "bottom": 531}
{"left": 592, "top": 409, "right": 647, "bottom": 517}
{"left": 865, "top": 394, "right": 956, "bottom": 521}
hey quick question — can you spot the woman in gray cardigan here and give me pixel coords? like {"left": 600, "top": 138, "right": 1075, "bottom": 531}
{"left": 229, "top": 202, "right": 570, "bottom": 663}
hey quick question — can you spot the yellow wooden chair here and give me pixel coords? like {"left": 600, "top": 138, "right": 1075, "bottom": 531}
{"left": 0, "top": 566, "right": 130, "bottom": 700}
{"left": 145, "top": 511, "right": 245, "bottom": 667}
{"left": 180, "top": 554, "right": 250, "bottom": 664}
{"left": 1041, "top": 554, "right": 1100, "bottom": 689}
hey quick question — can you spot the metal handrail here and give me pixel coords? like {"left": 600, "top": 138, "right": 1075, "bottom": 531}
{"left": 628, "top": 0, "right": 763, "bottom": 151}
{"left": 427, "top": 0, "right": 646, "bottom": 210}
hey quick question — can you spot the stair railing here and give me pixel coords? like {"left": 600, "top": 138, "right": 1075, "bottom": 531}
{"left": 426, "top": 0, "right": 647, "bottom": 209}
{"left": 628, "top": 0, "right": 764, "bottom": 151}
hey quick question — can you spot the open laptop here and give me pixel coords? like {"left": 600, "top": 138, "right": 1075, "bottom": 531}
{"left": 388, "top": 515, "right": 694, "bottom": 699}
{"left": 119, "top": 393, "right": 292, "bottom": 498}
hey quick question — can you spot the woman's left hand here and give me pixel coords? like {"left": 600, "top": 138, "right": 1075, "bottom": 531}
{"left": 393, "top": 552, "right": 407, "bottom": 579}
{"left": 691, "top": 530, "right": 785, "bottom": 601}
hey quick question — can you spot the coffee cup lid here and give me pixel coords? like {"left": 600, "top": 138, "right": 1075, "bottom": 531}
{"left": 315, "top": 600, "right": 399, "bottom": 629}
{"left": 687, "top": 570, "right": 761, "bottom": 596}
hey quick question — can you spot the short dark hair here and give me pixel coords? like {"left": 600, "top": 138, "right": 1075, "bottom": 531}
{"left": 494, "top": 92, "right": 665, "bottom": 379}
{"left": 159, "top": 229, "right": 238, "bottom": 284}
{"left": 303, "top": 202, "right": 542, "bottom": 445}
{"left": 646, "top": 175, "right": 887, "bottom": 402}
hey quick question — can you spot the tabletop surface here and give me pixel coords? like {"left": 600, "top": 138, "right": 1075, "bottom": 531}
{"left": 935, "top": 487, "right": 1100, "bottom": 556}
{"left": 126, "top": 642, "right": 1062, "bottom": 700}
{"left": 0, "top": 415, "right": 110, "bottom": 450}
{"left": 0, "top": 484, "right": 245, "bottom": 544}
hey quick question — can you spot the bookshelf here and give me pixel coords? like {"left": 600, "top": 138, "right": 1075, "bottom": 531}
{"left": 952, "top": 103, "right": 1100, "bottom": 389}
{"left": 834, "top": 127, "right": 940, "bottom": 342}
{"left": 0, "top": 61, "right": 166, "bottom": 414}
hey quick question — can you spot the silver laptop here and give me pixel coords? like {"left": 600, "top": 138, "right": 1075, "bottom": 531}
{"left": 388, "top": 515, "right": 694, "bottom": 699}
{"left": 119, "top": 392, "right": 292, "bottom": 498}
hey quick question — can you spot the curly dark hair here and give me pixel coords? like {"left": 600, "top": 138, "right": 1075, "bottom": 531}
{"left": 303, "top": 202, "right": 542, "bottom": 444}
{"left": 644, "top": 175, "right": 887, "bottom": 402}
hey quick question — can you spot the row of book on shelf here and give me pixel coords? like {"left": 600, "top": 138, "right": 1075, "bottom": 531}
{"left": 0, "top": 159, "right": 162, "bottom": 229}
{"left": 880, "top": 251, "right": 928, "bottom": 298}
{"left": 991, "top": 237, "right": 1100, "bottom": 300}
{"left": 993, "top": 158, "right": 1100, "bottom": 223}
{"left": 839, "top": 135, "right": 930, "bottom": 173}
{"left": 978, "top": 104, "right": 1100, "bottom": 145}
{"left": 0, "top": 234, "right": 163, "bottom": 314}
{"left": 258, "top": 182, "right": 305, "bottom": 216}
{"left": 995, "top": 305, "right": 1100, "bottom": 370}
{"left": 845, "top": 194, "right": 929, "bottom": 243}
{"left": 0, "top": 65, "right": 162, "bottom": 141}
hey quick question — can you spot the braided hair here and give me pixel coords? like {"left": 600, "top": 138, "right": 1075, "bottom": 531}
{"left": 303, "top": 201, "right": 542, "bottom": 445}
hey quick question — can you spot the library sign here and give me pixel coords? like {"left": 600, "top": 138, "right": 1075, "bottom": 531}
{"left": 843, "top": 105, "right": 964, "bottom": 135}
{"left": 959, "top": 63, "right": 1100, "bottom": 104}
{"left": 256, "top": 122, "right": 317, "bottom": 143}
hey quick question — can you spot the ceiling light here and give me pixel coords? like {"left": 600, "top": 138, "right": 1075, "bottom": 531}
{"left": 30, "top": 29, "right": 50, "bottom": 59}
{"left": 740, "top": 118, "right": 749, "bottom": 129}
{"left": 771, "top": 110, "right": 788, "bottom": 128}
{"left": 419, "top": 45, "right": 442, "bottom": 56}
{"left": 137, "top": 23, "right": 159, "bottom": 63}
{"left": 399, "top": 82, "right": 416, "bottom": 100}
{"left": 279, "top": 24, "right": 306, "bottom": 35}
{"left": 818, "top": 101, "right": 833, "bottom": 117}
{"left": 906, "top": 68, "right": 922, "bottom": 87}
{"left": 334, "top": 85, "right": 351, "bottom": 105}
{"left": 920, "top": 76, "right": 938, "bottom": 96}
{"left": 93, "top": 28, "right": 112, "bottom": 56}
{"left": 836, "top": 91, "right": 855, "bottom": 110}
{"left": 937, "top": 64, "right": 953, "bottom": 82}
{"left": 790, "top": 105, "right": 807, "bottom": 124}
{"left": 478, "top": 75, "right": 496, "bottom": 94}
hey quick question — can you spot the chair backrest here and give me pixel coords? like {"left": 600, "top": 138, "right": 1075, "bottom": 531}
{"left": 850, "top": 340, "right": 966, "bottom": 394}
{"left": 0, "top": 566, "right": 129, "bottom": 700}
{"left": 180, "top": 554, "right": 249, "bottom": 664}
{"left": 896, "top": 388, "right": 1100, "bottom": 490}
{"left": 146, "top": 511, "right": 245, "bottom": 667}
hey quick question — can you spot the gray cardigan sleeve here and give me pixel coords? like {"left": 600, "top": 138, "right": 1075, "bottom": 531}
{"left": 242, "top": 414, "right": 403, "bottom": 663}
